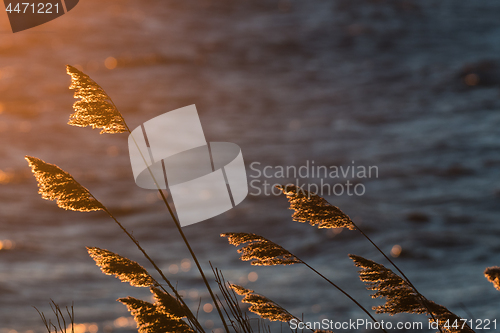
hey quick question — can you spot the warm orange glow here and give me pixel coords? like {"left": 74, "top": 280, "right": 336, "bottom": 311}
{"left": 248, "top": 271, "right": 258, "bottom": 282}
{"left": 105, "top": 57, "right": 117, "bottom": 70}
{"left": 203, "top": 303, "right": 213, "bottom": 313}
{"left": 0, "top": 240, "right": 13, "bottom": 250}
{"left": 391, "top": 244, "right": 402, "bottom": 258}
{"left": 238, "top": 275, "right": 248, "bottom": 286}
{"left": 188, "top": 289, "right": 199, "bottom": 299}
{"left": 464, "top": 73, "right": 479, "bottom": 86}
{"left": 107, "top": 145, "right": 119, "bottom": 157}
{"left": 168, "top": 264, "right": 179, "bottom": 274}
{"left": 73, "top": 323, "right": 87, "bottom": 333}
{"left": 204, "top": 320, "right": 214, "bottom": 329}
{"left": 0, "top": 170, "right": 13, "bottom": 184}
{"left": 88, "top": 323, "right": 98, "bottom": 333}
{"left": 19, "top": 121, "right": 32, "bottom": 133}
{"left": 114, "top": 317, "right": 129, "bottom": 328}
{"left": 181, "top": 258, "right": 191, "bottom": 272}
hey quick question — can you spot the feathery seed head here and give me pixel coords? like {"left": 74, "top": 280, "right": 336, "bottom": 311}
{"left": 87, "top": 247, "right": 155, "bottom": 287}
{"left": 66, "top": 65, "right": 127, "bottom": 134}
{"left": 229, "top": 284, "right": 253, "bottom": 296}
{"left": 277, "top": 184, "right": 355, "bottom": 230}
{"left": 150, "top": 287, "right": 188, "bottom": 319}
{"left": 484, "top": 266, "right": 500, "bottom": 291}
{"left": 118, "top": 297, "right": 193, "bottom": 333}
{"left": 26, "top": 156, "right": 104, "bottom": 212}
{"left": 350, "top": 254, "right": 474, "bottom": 333}
{"left": 229, "top": 284, "right": 294, "bottom": 322}
{"left": 221, "top": 233, "right": 301, "bottom": 266}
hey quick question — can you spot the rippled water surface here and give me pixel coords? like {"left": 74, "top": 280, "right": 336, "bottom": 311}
{"left": 1, "top": 1, "right": 500, "bottom": 332}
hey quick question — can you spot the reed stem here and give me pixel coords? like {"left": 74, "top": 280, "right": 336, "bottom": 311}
{"left": 124, "top": 120, "right": 229, "bottom": 333}
{"left": 157, "top": 190, "right": 231, "bottom": 333}
{"left": 298, "top": 259, "right": 388, "bottom": 333}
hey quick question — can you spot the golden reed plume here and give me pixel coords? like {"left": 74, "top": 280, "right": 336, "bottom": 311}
{"left": 87, "top": 247, "right": 155, "bottom": 287}
{"left": 66, "top": 65, "right": 127, "bottom": 134}
{"left": 229, "top": 284, "right": 295, "bottom": 322}
{"left": 118, "top": 297, "right": 193, "bottom": 333}
{"left": 484, "top": 266, "right": 500, "bottom": 291}
{"left": 150, "top": 287, "right": 188, "bottom": 320}
{"left": 277, "top": 184, "right": 355, "bottom": 230}
{"left": 25, "top": 156, "right": 104, "bottom": 212}
{"left": 350, "top": 255, "right": 474, "bottom": 333}
{"left": 221, "top": 233, "right": 301, "bottom": 266}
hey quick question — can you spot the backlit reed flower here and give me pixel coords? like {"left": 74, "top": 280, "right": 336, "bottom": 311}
{"left": 67, "top": 65, "right": 127, "bottom": 134}
{"left": 87, "top": 247, "right": 155, "bottom": 287}
{"left": 118, "top": 297, "right": 193, "bottom": 333}
{"left": 350, "top": 255, "right": 474, "bottom": 333}
{"left": 229, "top": 284, "right": 295, "bottom": 322}
{"left": 221, "top": 233, "right": 301, "bottom": 266}
{"left": 277, "top": 184, "right": 355, "bottom": 230}
{"left": 484, "top": 266, "right": 500, "bottom": 291}
{"left": 26, "top": 156, "right": 104, "bottom": 212}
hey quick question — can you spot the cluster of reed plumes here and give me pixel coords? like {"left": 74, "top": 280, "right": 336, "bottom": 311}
{"left": 28, "top": 66, "right": 494, "bottom": 333}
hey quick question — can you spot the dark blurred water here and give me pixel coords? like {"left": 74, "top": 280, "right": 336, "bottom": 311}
{"left": 1, "top": 0, "right": 500, "bottom": 332}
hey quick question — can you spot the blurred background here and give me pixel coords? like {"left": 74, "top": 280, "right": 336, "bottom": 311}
{"left": 1, "top": 0, "right": 500, "bottom": 332}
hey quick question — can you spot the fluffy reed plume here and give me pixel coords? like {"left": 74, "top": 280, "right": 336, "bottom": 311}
{"left": 66, "top": 65, "right": 127, "bottom": 134}
{"left": 119, "top": 297, "right": 193, "bottom": 333}
{"left": 350, "top": 255, "right": 474, "bottom": 333}
{"left": 350, "top": 254, "right": 425, "bottom": 315}
{"left": 277, "top": 184, "right": 355, "bottom": 230}
{"left": 222, "top": 234, "right": 384, "bottom": 328}
{"left": 150, "top": 287, "right": 188, "bottom": 320}
{"left": 221, "top": 233, "right": 301, "bottom": 266}
{"left": 25, "top": 156, "right": 104, "bottom": 212}
{"left": 484, "top": 266, "right": 500, "bottom": 291}
{"left": 229, "top": 284, "right": 295, "bottom": 322}
{"left": 87, "top": 247, "right": 155, "bottom": 287}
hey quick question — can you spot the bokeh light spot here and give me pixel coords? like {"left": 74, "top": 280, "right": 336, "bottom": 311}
{"left": 203, "top": 303, "right": 213, "bottom": 313}
{"left": 248, "top": 271, "right": 258, "bottom": 282}
{"left": 105, "top": 57, "right": 118, "bottom": 70}
{"left": 391, "top": 244, "right": 402, "bottom": 258}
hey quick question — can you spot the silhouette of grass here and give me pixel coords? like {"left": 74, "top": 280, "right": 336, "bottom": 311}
{"left": 35, "top": 300, "right": 74, "bottom": 333}
{"left": 31, "top": 66, "right": 481, "bottom": 333}
{"left": 65, "top": 64, "right": 230, "bottom": 333}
